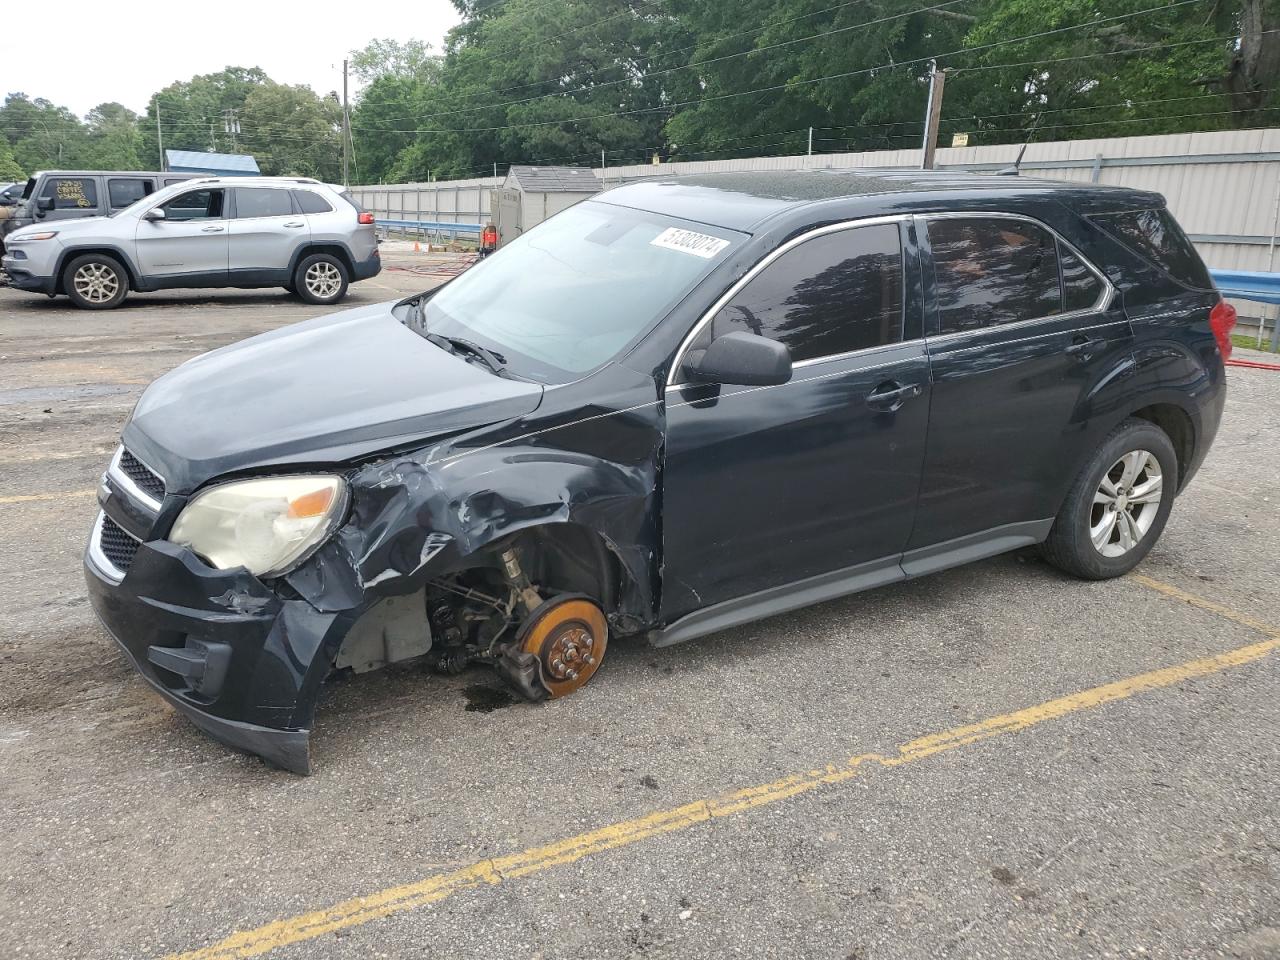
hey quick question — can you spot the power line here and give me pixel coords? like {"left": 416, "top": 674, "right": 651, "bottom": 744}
{"left": 355, "top": 0, "right": 976, "bottom": 129}
{"left": 374, "top": 0, "right": 885, "bottom": 117}
{"left": 350, "top": 0, "right": 1206, "bottom": 136}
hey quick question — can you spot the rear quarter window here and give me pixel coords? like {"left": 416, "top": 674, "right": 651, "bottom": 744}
{"left": 1092, "top": 208, "right": 1211, "bottom": 290}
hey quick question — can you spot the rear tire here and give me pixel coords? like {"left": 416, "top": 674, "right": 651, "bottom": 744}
{"left": 293, "top": 253, "right": 348, "bottom": 305}
{"left": 1040, "top": 418, "right": 1178, "bottom": 580}
{"left": 63, "top": 253, "right": 128, "bottom": 310}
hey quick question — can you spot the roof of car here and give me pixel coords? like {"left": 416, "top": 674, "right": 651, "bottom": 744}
{"left": 595, "top": 169, "right": 1164, "bottom": 232}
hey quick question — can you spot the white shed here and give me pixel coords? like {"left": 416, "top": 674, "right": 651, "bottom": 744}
{"left": 490, "top": 165, "right": 602, "bottom": 246}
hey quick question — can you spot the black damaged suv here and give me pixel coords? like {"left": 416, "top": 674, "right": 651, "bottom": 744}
{"left": 85, "top": 170, "right": 1233, "bottom": 773}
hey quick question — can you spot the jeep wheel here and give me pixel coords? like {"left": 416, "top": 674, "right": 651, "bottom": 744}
{"left": 294, "top": 253, "right": 348, "bottom": 305}
{"left": 1040, "top": 418, "right": 1178, "bottom": 580}
{"left": 64, "top": 254, "right": 128, "bottom": 309}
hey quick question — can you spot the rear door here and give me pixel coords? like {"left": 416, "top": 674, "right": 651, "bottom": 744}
{"left": 906, "top": 213, "right": 1130, "bottom": 564}
{"left": 134, "top": 187, "right": 229, "bottom": 281}
{"left": 661, "top": 218, "right": 930, "bottom": 621}
{"left": 107, "top": 177, "right": 156, "bottom": 214}
{"left": 228, "top": 187, "right": 306, "bottom": 278}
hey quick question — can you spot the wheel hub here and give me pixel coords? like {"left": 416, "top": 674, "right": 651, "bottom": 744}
{"left": 517, "top": 597, "right": 608, "bottom": 698}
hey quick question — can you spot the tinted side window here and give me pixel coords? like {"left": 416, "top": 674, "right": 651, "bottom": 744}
{"left": 235, "top": 188, "right": 293, "bottom": 218}
{"left": 702, "top": 224, "right": 903, "bottom": 364}
{"left": 160, "top": 189, "right": 224, "bottom": 221}
{"left": 930, "top": 218, "right": 1060, "bottom": 333}
{"left": 40, "top": 177, "right": 98, "bottom": 210}
{"left": 294, "top": 190, "right": 333, "bottom": 214}
{"left": 1059, "top": 243, "right": 1103, "bottom": 312}
{"left": 108, "top": 178, "right": 154, "bottom": 209}
{"left": 1092, "top": 208, "right": 1211, "bottom": 290}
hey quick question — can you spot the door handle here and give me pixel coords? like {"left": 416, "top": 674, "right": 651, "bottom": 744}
{"left": 1065, "top": 336, "right": 1104, "bottom": 358}
{"left": 200, "top": 225, "right": 225, "bottom": 233}
{"left": 283, "top": 221, "right": 304, "bottom": 228}
{"left": 866, "top": 380, "right": 922, "bottom": 410}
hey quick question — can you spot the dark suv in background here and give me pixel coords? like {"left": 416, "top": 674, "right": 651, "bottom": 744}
{"left": 84, "top": 170, "right": 1232, "bottom": 772}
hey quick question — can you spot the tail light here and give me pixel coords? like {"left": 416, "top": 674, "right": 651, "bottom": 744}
{"left": 358, "top": 212, "right": 375, "bottom": 225}
{"left": 1209, "top": 299, "right": 1237, "bottom": 359}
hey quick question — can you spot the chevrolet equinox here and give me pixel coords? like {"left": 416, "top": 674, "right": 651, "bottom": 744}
{"left": 84, "top": 170, "right": 1233, "bottom": 772}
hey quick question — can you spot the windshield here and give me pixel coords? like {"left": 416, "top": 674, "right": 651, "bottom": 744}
{"left": 408, "top": 201, "right": 743, "bottom": 383}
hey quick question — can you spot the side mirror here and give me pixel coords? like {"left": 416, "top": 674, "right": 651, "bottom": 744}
{"left": 36, "top": 197, "right": 54, "bottom": 212}
{"left": 683, "top": 331, "right": 792, "bottom": 387}
{"left": 142, "top": 208, "right": 166, "bottom": 222}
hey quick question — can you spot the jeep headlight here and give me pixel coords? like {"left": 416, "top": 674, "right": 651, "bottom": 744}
{"left": 170, "top": 476, "right": 347, "bottom": 577}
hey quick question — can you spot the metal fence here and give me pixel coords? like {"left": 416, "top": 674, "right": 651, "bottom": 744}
{"left": 352, "top": 128, "right": 1280, "bottom": 336}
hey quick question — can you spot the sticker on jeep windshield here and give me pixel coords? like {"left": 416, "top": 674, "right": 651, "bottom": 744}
{"left": 650, "top": 227, "right": 730, "bottom": 259}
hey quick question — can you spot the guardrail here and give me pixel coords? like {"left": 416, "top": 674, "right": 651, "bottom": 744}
{"left": 1209, "top": 269, "right": 1280, "bottom": 306}
{"left": 377, "top": 218, "right": 484, "bottom": 245}
{"left": 1210, "top": 269, "right": 1280, "bottom": 357}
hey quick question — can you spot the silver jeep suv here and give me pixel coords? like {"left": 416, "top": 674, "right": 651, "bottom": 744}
{"left": 1, "top": 177, "right": 380, "bottom": 309}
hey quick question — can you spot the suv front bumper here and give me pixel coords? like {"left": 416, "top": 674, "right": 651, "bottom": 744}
{"left": 2, "top": 242, "right": 59, "bottom": 293}
{"left": 85, "top": 529, "right": 353, "bottom": 774}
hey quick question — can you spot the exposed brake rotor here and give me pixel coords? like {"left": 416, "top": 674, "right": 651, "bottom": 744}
{"left": 517, "top": 596, "right": 608, "bottom": 698}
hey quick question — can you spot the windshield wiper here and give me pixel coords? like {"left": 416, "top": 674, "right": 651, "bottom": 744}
{"left": 425, "top": 332, "right": 508, "bottom": 377}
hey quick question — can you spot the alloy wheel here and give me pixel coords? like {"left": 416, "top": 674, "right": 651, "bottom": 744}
{"left": 304, "top": 262, "right": 342, "bottom": 299}
{"left": 73, "top": 262, "right": 120, "bottom": 304}
{"left": 1090, "top": 449, "right": 1163, "bottom": 557}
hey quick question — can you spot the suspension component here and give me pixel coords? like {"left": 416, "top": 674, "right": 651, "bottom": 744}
{"left": 500, "top": 547, "right": 543, "bottom": 615}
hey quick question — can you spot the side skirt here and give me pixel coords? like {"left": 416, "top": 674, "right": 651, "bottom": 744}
{"left": 652, "top": 518, "right": 1054, "bottom": 648}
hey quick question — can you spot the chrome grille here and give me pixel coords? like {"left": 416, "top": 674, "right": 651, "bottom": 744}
{"left": 98, "top": 514, "right": 141, "bottom": 573}
{"left": 117, "top": 448, "right": 165, "bottom": 501}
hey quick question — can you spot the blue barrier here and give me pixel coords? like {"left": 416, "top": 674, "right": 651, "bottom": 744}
{"left": 378, "top": 218, "right": 484, "bottom": 234}
{"left": 1209, "top": 268, "right": 1280, "bottom": 306}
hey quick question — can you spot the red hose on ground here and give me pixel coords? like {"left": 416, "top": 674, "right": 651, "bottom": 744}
{"left": 1227, "top": 358, "right": 1280, "bottom": 371}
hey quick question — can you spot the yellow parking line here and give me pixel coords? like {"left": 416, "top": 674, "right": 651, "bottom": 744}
{"left": 164, "top": 575, "right": 1279, "bottom": 960}
{"left": 0, "top": 489, "right": 95, "bottom": 505}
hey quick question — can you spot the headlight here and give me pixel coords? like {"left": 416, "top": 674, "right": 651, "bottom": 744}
{"left": 170, "top": 475, "right": 347, "bottom": 577}
{"left": 12, "top": 231, "right": 57, "bottom": 241}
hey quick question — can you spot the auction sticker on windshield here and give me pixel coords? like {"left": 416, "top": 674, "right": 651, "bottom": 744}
{"left": 650, "top": 227, "right": 731, "bottom": 259}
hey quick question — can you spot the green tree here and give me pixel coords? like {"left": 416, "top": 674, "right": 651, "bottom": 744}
{"left": 140, "top": 66, "right": 271, "bottom": 163}
{"left": 239, "top": 83, "right": 343, "bottom": 179}
{"left": 83, "top": 102, "right": 144, "bottom": 169}
{"left": 0, "top": 137, "right": 23, "bottom": 181}
{"left": 0, "top": 93, "right": 91, "bottom": 171}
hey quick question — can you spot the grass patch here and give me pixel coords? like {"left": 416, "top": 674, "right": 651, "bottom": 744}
{"left": 1232, "top": 331, "right": 1279, "bottom": 353}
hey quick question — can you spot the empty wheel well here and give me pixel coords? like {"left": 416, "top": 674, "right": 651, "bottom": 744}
{"left": 295, "top": 244, "right": 353, "bottom": 274}
{"left": 1131, "top": 404, "right": 1194, "bottom": 488}
{"left": 505, "top": 524, "right": 625, "bottom": 614}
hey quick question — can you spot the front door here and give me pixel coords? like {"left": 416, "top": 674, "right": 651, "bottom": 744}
{"left": 228, "top": 187, "right": 306, "bottom": 278}
{"left": 135, "top": 188, "right": 229, "bottom": 281}
{"left": 906, "top": 213, "right": 1133, "bottom": 559}
{"left": 661, "top": 219, "right": 930, "bottom": 623}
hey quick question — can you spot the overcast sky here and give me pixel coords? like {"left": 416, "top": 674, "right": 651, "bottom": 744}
{"left": 0, "top": 0, "right": 462, "bottom": 117}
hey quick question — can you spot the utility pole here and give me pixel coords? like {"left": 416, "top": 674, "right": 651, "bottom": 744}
{"left": 223, "top": 109, "right": 241, "bottom": 152}
{"left": 600, "top": 148, "right": 606, "bottom": 185}
{"left": 156, "top": 102, "right": 165, "bottom": 171}
{"left": 808, "top": 127, "right": 813, "bottom": 157}
{"left": 920, "top": 62, "right": 947, "bottom": 170}
{"left": 342, "top": 59, "right": 351, "bottom": 188}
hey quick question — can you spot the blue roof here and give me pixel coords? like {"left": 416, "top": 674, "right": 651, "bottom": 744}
{"left": 164, "top": 150, "right": 260, "bottom": 174}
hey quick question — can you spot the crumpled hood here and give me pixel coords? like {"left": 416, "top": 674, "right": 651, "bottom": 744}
{"left": 123, "top": 301, "right": 544, "bottom": 493}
